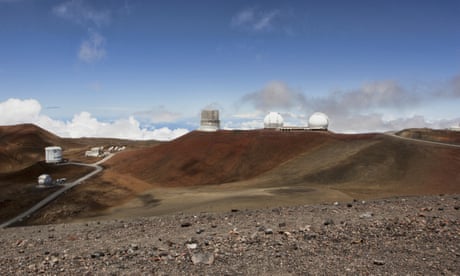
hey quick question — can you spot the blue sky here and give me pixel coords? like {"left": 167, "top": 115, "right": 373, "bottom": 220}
{"left": 0, "top": 0, "right": 459, "bottom": 139}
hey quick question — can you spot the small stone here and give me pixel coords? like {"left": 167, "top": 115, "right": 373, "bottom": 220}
{"left": 278, "top": 222, "right": 286, "bottom": 227}
{"left": 191, "top": 253, "right": 214, "bottom": 265}
{"left": 333, "top": 201, "right": 339, "bottom": 206}
{"left": 231, "top": 209, "right": 239, "bottom": 212}
{"left": 196, "top": 229, "right": 205, "bottom": 234}
{"left": 91, "top": 252, "right": 105, "bottom": 258}
{"left": 347, "top": 203, "right": 353, "bottom": 208}
{"left": 186, "top": 243, "right": 197, "bottom": 249}
{"left": 454, "top": 206, "right": 459, "bottom": 210}
{"left": 323, "top": 219, "right": 334, "bottom": 226}
{"left": 264, "top": 228, "right": 273, "bottom": 235}
{"left": 158, "top": 251, "right": 169, "bottom": 257}
{"left": 50, "top": 256, "right": 59, "bottom": 264}
{"left": 181, "top": 222, "right": 192, "bottom": 227}
{"left": 303, "top": 233, "right": 317, "bottom": 240}
{"left": 373, "top": 259, "right": 385, "bottom": 265}
{"left": 359, "top": 212, "right": 373, "bottom": 219}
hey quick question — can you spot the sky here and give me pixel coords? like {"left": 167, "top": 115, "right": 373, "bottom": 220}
{"left": 1, "top": 0, "right": 459, "bottom": 140}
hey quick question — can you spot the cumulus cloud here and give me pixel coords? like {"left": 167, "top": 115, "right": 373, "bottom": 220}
{"left": 0, "top": 98, "right": 188, "bottom": 141}
{"left": 78, "top": 31, "right": 106, "bottom": 63}
{"left": 0, "top": 98, "right": 41, "bottom": 124}
{"left": 241, "top": 81, "right": 306, "bottom": 112}
{"left": 52, "top": 0, "right": 110, "bottom": 27}
{"left": 231, "top": 8, "right": 280, "bottom": 32}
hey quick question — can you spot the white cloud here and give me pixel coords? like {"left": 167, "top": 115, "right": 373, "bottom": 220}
{"left": 0, "top": 98, "right": 188, "bottom": 141}
{"left": 0, "top": 98, "right": 41, "bottom": 124}
{"left": 231, "top": 8, "right": 280, "bottom": 32}
{"left": 241, "top": 81, "right": 306, "bottom": 112}
{"left": 78, "top": 31, "right": 106, "bottom": 63}
{"left": 238, "top": 77, "right": 460, "bottom": 133}
{"left": 52, "top": 0, "right": 110, "bottom": 27}
{"left": 134, "top": 106, "right": 182, "bottom": 123}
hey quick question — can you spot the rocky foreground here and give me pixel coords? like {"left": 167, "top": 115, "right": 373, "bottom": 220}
{"left": 1, "top": 195, "right": 459, "bottom": 275}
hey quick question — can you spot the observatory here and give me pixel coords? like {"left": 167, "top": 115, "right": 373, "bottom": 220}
{"left": 37, "top": 174, "right": 52, "bottom": 186}
{"left": 264, "top": 112, "right": 284, "bottom": 129}
{"left": 308, "top": 112, "right": 329, "bottom": 130}
{"left": 199, "top": 109, "right": 220, "bottom": 132}
{"left": 45, "top": 146, "right": 62, "bottom": 163}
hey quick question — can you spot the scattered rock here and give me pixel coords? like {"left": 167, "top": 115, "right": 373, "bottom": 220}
{"left": 181, "top": 222, "right": 192, "bottom": 227}
{"left": 264, "top": 228, "right": 273, "bottom": 235}
{"left": 90, "top": 252, "right": 105, "bottom": 258}
{"left": 186, "top": 243, "right": 197, "bottom": 249}
{"left": 191, "top": 252, "right": 215, "bottom": 265}
{"left": 359, "top": 212, "right": 374, "bottom": 219}
{"left": 373, "top": 259, "right": 385, "bottom": 265}
{"left": 323, "top": 219, "right": 334, "bottom": 226}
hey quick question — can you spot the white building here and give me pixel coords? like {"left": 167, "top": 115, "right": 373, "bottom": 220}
{"left": 264, "top": 112, "right": 284, "bottom": 129}
{"left": 308, "top": 112, "right": 329, "bottom": 130}
{"left": 45, "top": 146, "right": 62, "bottom": 163}
{"left": 37, "top": 174, "right": 52, "bottom": 186}
{"left": 85, "top": 147, "right": 103, "bottom": 157}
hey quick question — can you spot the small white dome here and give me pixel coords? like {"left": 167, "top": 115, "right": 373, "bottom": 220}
{"left": 264, "top": 112, "right": 284, "bottom": 128}
{"left": 308, "top": 112, "right": 329, "bottom": 130}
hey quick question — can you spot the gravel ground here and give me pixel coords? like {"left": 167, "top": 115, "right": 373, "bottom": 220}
{"left": 1, "top": 194, "right": 459, "bottom": 275}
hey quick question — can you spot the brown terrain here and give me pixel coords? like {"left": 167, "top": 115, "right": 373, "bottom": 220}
{"left": 0, "top": 124, "right": 160, "bottom": 223}
{"left": 0, "top": 124, "right": 458, "bottom": 226}
{"left": 1, "top": 124, "right": 459, "bottom": 274}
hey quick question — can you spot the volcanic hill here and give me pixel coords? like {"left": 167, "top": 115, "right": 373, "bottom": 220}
{"left": 1, "top": 124, "right": 460, "bottom": 225}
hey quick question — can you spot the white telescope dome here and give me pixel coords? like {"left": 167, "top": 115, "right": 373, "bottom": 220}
{"left": 264, "top": 112, "right": 284, "bottom": 128}
{"left": 308, "top": 112, "right": 329, "bottom": 130}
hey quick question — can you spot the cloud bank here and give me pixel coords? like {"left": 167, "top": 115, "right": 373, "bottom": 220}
{"left": 0, "top": 98, "right": 188, "bottom": 141}
{"left": 239, "top": 76, "right": 460, "bottom": 132}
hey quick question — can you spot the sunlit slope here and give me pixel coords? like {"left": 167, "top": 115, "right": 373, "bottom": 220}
{"left": 107, "top": 130, "right": 460, "bottom": 196}
{"left": 0, "top": 124, "right": 66, "bottom": 173}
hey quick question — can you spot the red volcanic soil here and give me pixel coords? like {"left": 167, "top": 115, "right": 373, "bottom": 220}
{"left": 0, "top": 124, "right": 160, "bottom": 224}
{"left": 3, "top": 125, "right": 460, "bottom": 226}
{"left": 0, "top": 124, "right": 69, "bottom": 173}
{"left": 106, "top": 130, "right": 378, "bottom": 187}
{"left": 106, "top": 129, "right": 460, "bottom": 196}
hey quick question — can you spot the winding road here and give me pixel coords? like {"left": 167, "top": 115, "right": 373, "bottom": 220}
{"left": 0, "top": 154, "right": 114, "bottom": 228}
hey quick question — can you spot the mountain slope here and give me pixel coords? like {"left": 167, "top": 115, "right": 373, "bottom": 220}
{"left": 0, "top": 124, "right": 65, "bottom": 173}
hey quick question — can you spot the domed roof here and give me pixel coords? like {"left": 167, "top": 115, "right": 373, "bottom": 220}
{"left": 308, "top": 112, "right": 329, "bottom": 130}
{"left": 264, "top": 112, "right": 284, "bottom": 128}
